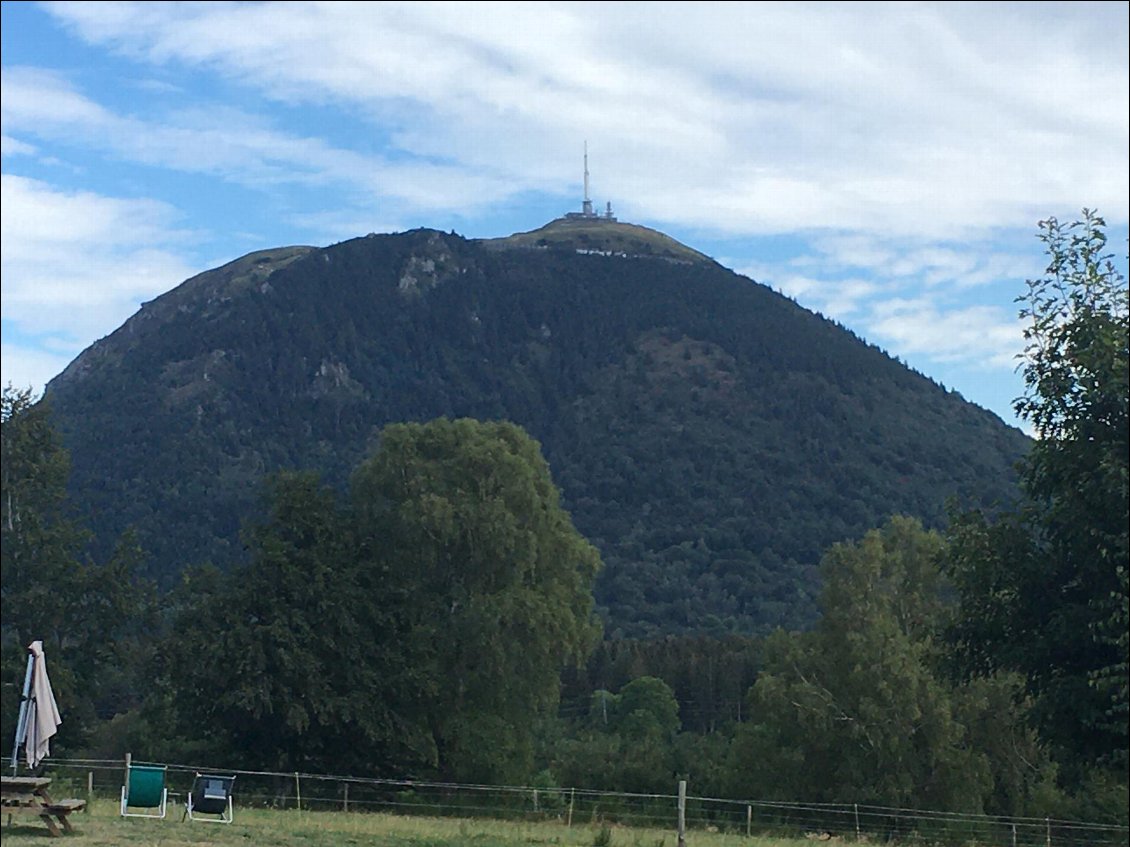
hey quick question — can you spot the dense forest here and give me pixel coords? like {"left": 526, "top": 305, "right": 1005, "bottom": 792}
{"left": 1, "top": 211, "right": 1124, "bottom": 825}
{"left": 40, "top": 217, "right": 1029, "bottom": 637}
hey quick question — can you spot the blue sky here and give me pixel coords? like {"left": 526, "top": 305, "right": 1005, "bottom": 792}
{"left": 2, "top": 1, "right": 1127, "bottom": 432}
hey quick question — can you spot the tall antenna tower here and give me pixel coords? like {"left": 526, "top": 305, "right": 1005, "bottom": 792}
{"left": 565, "top": 141, "right": 613, "bottom": 221}
{"left": 582, "top": 141, "right": 594, "bottom": 217}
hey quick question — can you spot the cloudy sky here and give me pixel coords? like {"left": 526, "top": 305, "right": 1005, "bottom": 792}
{"left": 2, "top": 1, "right": 1127, "bottom": 431}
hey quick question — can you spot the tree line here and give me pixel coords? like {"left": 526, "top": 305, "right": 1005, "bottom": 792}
{"left": 1, "top": 211, "right": 1125, "bottom": 824}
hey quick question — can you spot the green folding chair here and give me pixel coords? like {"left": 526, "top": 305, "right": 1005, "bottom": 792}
{"left": 120, "top": 763, "right": 168, "bottom": 818}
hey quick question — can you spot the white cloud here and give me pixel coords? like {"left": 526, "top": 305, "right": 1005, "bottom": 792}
{"left": 761, "top": 270, "right": 886, "bottom": 320}
{"left": 3, "top": 1, "right": 1124, "bottom": 424}
{"left": 0, "top": 174, "right": 197, "bottom": 342}
{"left": 37, "top": 1, "right": 1127, "bottom": 238}
{"left": 1, "top": 135, "right": 37, "bottom": 157}
{"left": 806, "top": 233, "right": 1045, "bottom": 291}
{"left": 0, "top": 66, "right": 519, "bottom": 214}
{"left": 0, "top": 66, "right": 110, "bottom": 127}
{"left": 0, "top": 343, "right": 75, "bottom": 398}
{"left": 288, "top": 209, "right": 407, "bottom": 247}
{"left": 740, "top": 228, "right": 1040, "bottom": 374}
{"left": 868, "top": 299, "right": 1023, "bottom": 369}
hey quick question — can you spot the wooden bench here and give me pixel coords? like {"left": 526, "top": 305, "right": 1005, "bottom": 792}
{"left": 45, "top": 799, "right": 86, "bottom": 814}
{"left": 3, "top": 776, "right": 82, "bottom": 837}
{"left": 40, "top": 798, "right": 85, "bottom": 836}
{"left": 5, "top": 798, "right": 85, "bottom": 836}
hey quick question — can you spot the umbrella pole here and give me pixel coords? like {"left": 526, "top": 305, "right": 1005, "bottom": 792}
{"left": 10, "top": 653, "right": 35, "bottom": 774}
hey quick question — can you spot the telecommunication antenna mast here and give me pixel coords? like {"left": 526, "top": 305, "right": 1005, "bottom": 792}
{"left": 564, "top": 141, "right": 614, "bottom": 221}
{"left": 582, "top": 141, "right": 594, "bottom": 217}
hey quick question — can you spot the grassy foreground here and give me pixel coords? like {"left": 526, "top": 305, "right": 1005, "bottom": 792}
{"left": 0, "top": 798, "right": 814, "bottom": 846}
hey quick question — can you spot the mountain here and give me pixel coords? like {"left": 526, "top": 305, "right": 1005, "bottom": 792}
{"left": 45, "top": 217, "right": 1030, "bottom": 637}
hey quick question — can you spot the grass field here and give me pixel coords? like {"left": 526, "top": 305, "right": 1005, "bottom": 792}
{"left": 1, "top": 797, "right": 817, "bottom": 846}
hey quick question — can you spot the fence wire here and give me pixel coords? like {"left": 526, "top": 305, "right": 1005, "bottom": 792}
{"left": 36, "top": 757, "right": 1128, "bottom": 847}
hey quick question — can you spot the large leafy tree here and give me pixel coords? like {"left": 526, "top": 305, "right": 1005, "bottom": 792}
{"left": 1, "top": 385, "right": 154, "bottom": 752}
{"left": 161, "top": 418, "right": 601, "bottom": 782}
{"left": 2, "top": 386, "right": 78, "bottom": 751}
{"left": 728, "top": 517, "right": 1053, "bottom": 813}
{"left": 159, "top": 471, "right": 428, "bottom": 774}
{"left": 1, "top": 387, "right": 84, "bottom": 646}
{"left": 352, "top": 418, "right": 603, "bottom": 783}
{"left": 944, "top": 210, "right": 1128, "bottom": 775}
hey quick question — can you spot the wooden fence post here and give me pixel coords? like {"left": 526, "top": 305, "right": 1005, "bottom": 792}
{"left": 294, "top": 772, "right": 301, "bottom": 811}
{"left": 343, "top": 781, "right": 349, "bottom": 813}
{"left": 567, "top": 787, "right": 575, "bottom": 827}
{"left": 677, "top": 780, "right": 687, "bottom": 847}
{"left": 86, "top": 771, "right": 93, "bottom": 813}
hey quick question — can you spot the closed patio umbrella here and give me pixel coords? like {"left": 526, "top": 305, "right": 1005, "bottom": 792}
{"left": 9, "top": 640, "right": 62, "bottom": 772}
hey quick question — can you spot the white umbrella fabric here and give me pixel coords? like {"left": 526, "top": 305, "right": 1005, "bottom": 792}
{"left": 10, "top": 640, "right": 62, "bottom": 771}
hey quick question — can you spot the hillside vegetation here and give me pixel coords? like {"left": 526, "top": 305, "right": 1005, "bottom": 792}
{"left": 44, "top": 224, "right": 1029, "bottom": 637}
{"left": 2, "top": 211, "right": 1123, "bottom": 825}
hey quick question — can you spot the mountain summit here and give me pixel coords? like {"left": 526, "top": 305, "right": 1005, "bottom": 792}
{"left": 483, "top": 216, "right": 715, "bottom": 265}
{"left": 46, "top": 223, "right": 1029, "bottom": 637}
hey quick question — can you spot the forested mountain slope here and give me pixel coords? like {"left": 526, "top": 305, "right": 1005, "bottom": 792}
{"left": 45, "top": 220, "right": 1031, "bottom": 636}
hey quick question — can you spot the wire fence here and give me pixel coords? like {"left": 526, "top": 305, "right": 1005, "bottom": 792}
{"left": 33, "top": 757, "right": 1129, "bottom": 847}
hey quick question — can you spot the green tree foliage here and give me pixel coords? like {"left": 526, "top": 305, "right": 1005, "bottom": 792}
{"left": 944, "top": 210, "right": 1129, "bottom": 776}
{"left": 1, "top": 386, "right": 84, "bottom": 646}
{"left": 616, "top": 676, "right": 681, "bottom": 740}
{"left": 562, "top": 633, "right": 761, "bottom": 733}
{"left": 953, "top": 673, "right": 1062, "bottom": 818}
{"left": 158, "top": 471, "right": 428, "bottom": 774}
{"left": 728, "top": 517, "right": 1054, "bottom": 814}
{"left": 581, "top": 676, "right": 681, "bottom": 740}
{"left": 557, "top": 676, "right": 682, "bottom": 794}
{"left": 158, "top": 418, "right": 601, "bottom": 782}
{"left": 352, "top": 418, "right": 603, "bottom": 783}
{"left": 1, "top": 385, "right": 155, "bottom": 753}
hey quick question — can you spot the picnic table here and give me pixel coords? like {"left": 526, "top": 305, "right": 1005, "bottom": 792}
{"left": 1, "top": 775, "right": 85, "bottom": 837}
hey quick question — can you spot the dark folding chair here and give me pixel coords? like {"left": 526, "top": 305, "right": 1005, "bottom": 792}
{"left": 182, "top": 772, "right": 236, "bottom": 824}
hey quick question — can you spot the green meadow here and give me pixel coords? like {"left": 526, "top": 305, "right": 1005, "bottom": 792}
{"left": 1, "top": 798, "right": 812, "bottom": 847}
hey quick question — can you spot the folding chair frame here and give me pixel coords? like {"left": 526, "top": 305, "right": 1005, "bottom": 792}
{"left": 182, "top": 772, "right": 236, "bottom": 824}
{"left": 120, "top": 763, "right": 169, "bottom": 819}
